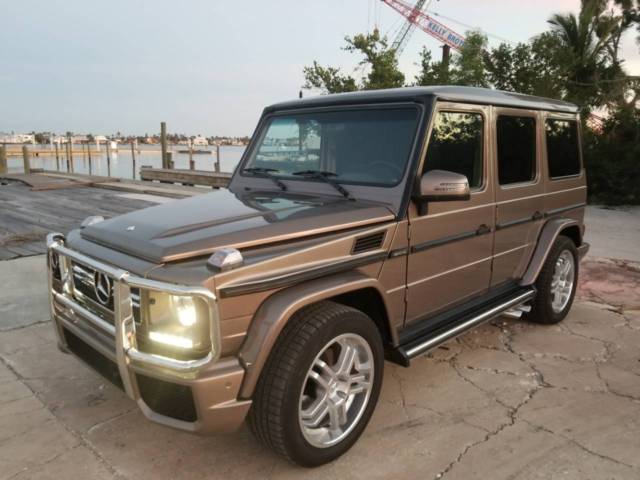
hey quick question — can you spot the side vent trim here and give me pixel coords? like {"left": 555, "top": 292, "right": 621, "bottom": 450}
{"left": 352, "top": 231, "right": 385, "bottom": 254}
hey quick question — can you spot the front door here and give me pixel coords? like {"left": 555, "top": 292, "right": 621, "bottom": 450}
{"left": 405, "top": 103, "right": 495, "bottom": 325}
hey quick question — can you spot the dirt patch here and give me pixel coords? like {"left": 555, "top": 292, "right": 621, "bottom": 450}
{"left": 577, "top": 258, "right": 640, "bottom": 310}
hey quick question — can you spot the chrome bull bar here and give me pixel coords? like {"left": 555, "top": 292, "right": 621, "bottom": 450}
{"left": 46, "top": 232, "right": 220, "bottom": 400}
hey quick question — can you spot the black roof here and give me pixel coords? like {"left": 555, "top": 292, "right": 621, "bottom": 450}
{"left": 266, "top": 86, "right": 579, "bottom": 114}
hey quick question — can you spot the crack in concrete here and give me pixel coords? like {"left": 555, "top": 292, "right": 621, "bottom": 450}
{"left": 0, "top": 353, "right": 129, "bottom": 480}
{"left": 389, "top": 367, "right": 410, "bottom": 421}
{"left": 521, "top": 419, "right": 639, "bottom": 471}
{"left": 86, "top": 408, "right": 138, "bottom": 435}
{"left": 432, "top": 328, "right": 549, "bottom": 480}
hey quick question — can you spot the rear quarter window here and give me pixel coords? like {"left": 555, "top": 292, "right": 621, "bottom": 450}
{"left": 546, "top": 119, "right": 581, "bottom": 178}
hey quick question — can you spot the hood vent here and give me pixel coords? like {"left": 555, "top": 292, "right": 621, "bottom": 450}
{"left": 352, "top": 231, "right": 385, "bottom": 254}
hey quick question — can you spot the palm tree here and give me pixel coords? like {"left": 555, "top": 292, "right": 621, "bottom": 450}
{"left": 548, "top": 0, "right": 627, "bottom": 109}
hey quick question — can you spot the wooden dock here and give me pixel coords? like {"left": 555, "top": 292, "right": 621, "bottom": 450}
{"left": 0, "top": 172, "right": 209, "bottom": 260}
{"left": 140, "top": 167, "right": 232, "bottom": 188}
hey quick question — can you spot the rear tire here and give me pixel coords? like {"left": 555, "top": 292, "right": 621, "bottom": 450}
{"left": 247, "top": 301, "right": 384, "bottom": 467}
{"left": 525, "top": 235, "right": 578, "bottom": 324}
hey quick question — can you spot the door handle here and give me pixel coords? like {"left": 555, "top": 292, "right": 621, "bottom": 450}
{"left": 532, "top": 211, "right": 544, "bottom": 221}
{"left": 476, "top": 224, "right": 491, "bottom": 235}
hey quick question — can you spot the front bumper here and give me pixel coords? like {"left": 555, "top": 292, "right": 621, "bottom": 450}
{"left": 47, "top": 233, "right": 251, "bottom": 434}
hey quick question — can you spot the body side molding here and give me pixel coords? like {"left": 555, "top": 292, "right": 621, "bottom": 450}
{"left": 237, "top": 271, "right": 393, "bottom": 398}
{"left": 520, "top": 218, "right": 580, "bottom": 286}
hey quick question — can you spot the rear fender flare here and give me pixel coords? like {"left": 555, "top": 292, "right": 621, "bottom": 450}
{"left": 237, "top": 271, "right": 391, "bottom": 398}
{"left": 520, "top": 218, "right": 579, "bottom": 286}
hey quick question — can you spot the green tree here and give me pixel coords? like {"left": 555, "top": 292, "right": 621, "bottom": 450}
{"left": 583, "top": 105, "right": 640, "bottom": 204}
{"left": 414, "top": 47, "right": 450, "bottom": 85}
{"left": 303, "top": 30, "right": 404, "bottom": 93}
{"left": 450, "top": 31, "right": 488, "bottom": 87}
{"left": 302, "top": 62, "right": 358, "bottom": 94}
{"left": 547, "top": 0, "right": 631, "bottom": 110}
{"left": 414, "top": 31, "right": 488, "bottom": 87}
{"left": 484, "top": 33, "right": 568, "bottom": 98}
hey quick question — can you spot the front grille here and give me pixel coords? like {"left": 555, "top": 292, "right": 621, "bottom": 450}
{"left": 71, "top": 262, "right": 115, "bottom": 311}
{"left": 63, "top": 328, "right": 123, "bottom": 390}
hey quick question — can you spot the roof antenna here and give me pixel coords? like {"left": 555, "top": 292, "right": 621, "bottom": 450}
{"left": 299, "top": 90, "right": 303, "bottom": 99}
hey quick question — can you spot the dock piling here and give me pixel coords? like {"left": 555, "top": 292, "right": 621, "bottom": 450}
{"left": 54, "top": 143, "right": 60, "bottom": 170}
{"left": 189, "top": 140, "right": 195, "bottom": 170}
{"left": 0, "top": 145, "right": 7, "bottom": 175}
{"left": 87, "top": 141, "right": 93, "bottom": 175}
{"left": 106, "top": 141, "right": 112, "bottom": 177}
{"left": 22, "top": 145, "right": 31, "bottom": 174}
{"left": 131, "top": 140, "right": 137, "bottom": 179}
{"left": 160, "top": 121, "right": 168, "bottom": 169}
{"left": 215, "top": 144, "right": 221, "bottom": 173}
{"left": 66, "top": 132, "right": 74, "bottom": 173}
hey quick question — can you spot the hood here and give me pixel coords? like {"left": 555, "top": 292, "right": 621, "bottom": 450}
{"left": 80, "top": 189, "right": 395, "bottom": 263}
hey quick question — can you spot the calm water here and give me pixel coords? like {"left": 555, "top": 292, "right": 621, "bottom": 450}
{"left": 6, "top": 144, "right": 246, "bottom": 180}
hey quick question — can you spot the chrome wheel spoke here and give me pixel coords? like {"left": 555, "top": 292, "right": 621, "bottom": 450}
{"left": 308, "top": 370, "right": 330, "bottom": 391}
{"left": 550, "top": 250, "right": 575, "bottom": 313}
{"left": 298, "top": 333, "right": 374, "bottom": 448}
{"left": 335, "top": 342, "right": 357, "bottom": 377}
{"left": 301, "top": 397, "right": 330, "bottom": 428}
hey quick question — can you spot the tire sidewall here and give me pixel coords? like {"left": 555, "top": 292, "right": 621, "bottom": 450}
{"left": 281, "top": 310, "right": 384, "bottom": 467}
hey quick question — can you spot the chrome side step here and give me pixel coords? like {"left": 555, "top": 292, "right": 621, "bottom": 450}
{"left": 391, "top": 288, "right": 535, "bottom": 366}
{"left": 502, "top": 304, "right": 532, "bottom": 319}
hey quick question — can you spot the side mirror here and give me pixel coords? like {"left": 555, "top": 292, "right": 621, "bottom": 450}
{"left": 417, "top": 169, "right": 470, "bottom": 202}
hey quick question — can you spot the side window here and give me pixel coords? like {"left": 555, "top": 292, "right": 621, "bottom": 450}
{"left": 423, "top": 111, "right": 483, "bottom": 188}
{"left": 497, "top": 116, "right": 536, "bottom": 185}
{"left": 546, "top": 119, "right": 581, "bottom": 178}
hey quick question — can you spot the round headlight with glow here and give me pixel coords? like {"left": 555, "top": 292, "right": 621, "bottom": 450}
{"left": 207, "top": 247, "right": 243, "bottom": 271}
{"left": 81, "top": 215, "right": 105, "bottom": 228}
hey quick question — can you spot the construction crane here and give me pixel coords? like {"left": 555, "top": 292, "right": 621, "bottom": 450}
{"left": 382, "top": 0, "right": 466, "bottom": 55}
{"left": 389, "top": 0, "right": 428, "bottom": 56}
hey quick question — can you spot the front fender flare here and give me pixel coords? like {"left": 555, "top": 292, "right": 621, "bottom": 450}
{"left": 520, "top": 218, "right": 579, "bottom": 286}
{"left": 237, "top": 270, "right": 390, "bottom": 398}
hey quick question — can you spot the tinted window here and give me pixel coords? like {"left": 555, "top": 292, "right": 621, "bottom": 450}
{"left": 546, "top": 119, "right": 581, "bottom": 178}
{"left": 244, "top": 108, "right": 419, "bottom": 187}
{"left": 497, "top": 116, "right": 536, "bottom": 185}
{"left": 423, "top": 112, "right": 483, "bottom": 188}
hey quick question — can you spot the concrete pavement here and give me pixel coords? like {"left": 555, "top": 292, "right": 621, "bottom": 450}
{"left": 1, "top": 204, "right": 639, "bottom": 479}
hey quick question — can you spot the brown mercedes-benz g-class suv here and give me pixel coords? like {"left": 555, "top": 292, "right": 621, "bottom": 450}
{"left": 47, "top": 86, "right": 589, "bottom": 466}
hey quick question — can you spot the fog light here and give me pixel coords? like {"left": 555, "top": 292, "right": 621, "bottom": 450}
{"left": 148, "top": 331, "right": 194, "bottom": 349}
{"left": 173, "top": 295, "right": 197, "bottom": 327}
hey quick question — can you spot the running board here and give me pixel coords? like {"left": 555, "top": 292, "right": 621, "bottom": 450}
{"left": 389, "top": 288, "right": 536, "bottom": 366}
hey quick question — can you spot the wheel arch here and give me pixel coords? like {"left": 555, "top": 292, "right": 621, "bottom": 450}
{"left": 520, "top": 218, "right": 582, "bottom": 286}
{"left": 237, "top": 271, "right": 394, "bottom": 398}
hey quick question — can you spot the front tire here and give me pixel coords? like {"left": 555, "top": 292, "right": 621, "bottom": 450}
{"left": 247, "top": 301, "right": 384, "bottom": 467}
{"left": 525, "top": 235, "right": 579, "bottom": 324}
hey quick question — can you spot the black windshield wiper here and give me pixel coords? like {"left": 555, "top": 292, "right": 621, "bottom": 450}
{"left": 291, "top": 170, "right": 353, "bottom": 200}
{"left": 242, "top": 167, "right": 287, "bottom": 191}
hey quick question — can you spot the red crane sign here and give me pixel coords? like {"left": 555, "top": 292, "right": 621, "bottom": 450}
{"left": 382, "top": 0, "right": 466, "bottom": 51}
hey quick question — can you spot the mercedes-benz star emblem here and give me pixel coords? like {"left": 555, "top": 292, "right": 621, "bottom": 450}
{"left": 93, "top": 272, "right": 112, "bottom": 305}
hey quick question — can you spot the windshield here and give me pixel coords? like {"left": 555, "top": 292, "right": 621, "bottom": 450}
{"left": 243, "top": 107, "right": 420, "bottom": 187}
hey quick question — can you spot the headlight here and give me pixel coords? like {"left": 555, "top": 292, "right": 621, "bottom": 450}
{"left": 136, "top": 290, "right": 212, "bottom": 359}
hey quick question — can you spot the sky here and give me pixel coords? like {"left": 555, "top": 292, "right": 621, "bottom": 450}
{"left": 1, "top": 0, "right": 638, "bottom": 137}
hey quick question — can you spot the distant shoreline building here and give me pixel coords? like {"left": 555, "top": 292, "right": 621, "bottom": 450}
{"left": 0, "top": 133, "right": 35, "bottom": 144}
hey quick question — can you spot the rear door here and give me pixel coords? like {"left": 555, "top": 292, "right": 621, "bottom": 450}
{"left": 405, "top": 102, "right": 495, "bottom": 325}
{"left": 491, "top": 108, "right": 544, "bottom": 286}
